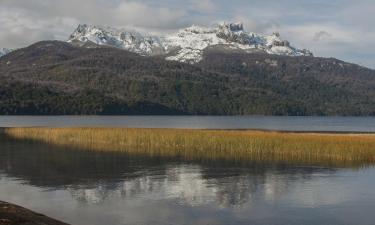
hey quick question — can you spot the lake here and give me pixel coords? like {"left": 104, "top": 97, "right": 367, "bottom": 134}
{"left": 0, "top": 116, "right": 375, "bottom": 132}
{"left": 0, "top": 137, "right": 375, "bottom": 225}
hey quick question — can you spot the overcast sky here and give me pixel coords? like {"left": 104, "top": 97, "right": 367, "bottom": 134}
{"left": 1, "top": 0, "right": 374, "bottom": 68}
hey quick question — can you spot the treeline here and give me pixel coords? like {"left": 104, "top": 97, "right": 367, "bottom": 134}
{"left": 0, "top": 82, "right": 181, "bottom": 115}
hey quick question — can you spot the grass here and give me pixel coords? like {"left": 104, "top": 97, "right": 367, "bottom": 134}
{"left": 2, "top": 127, "right": 375, "bottom": 167}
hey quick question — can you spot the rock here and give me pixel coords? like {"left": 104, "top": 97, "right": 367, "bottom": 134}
{"left": 0, "top": 201, "right": 70, "bottom": 225}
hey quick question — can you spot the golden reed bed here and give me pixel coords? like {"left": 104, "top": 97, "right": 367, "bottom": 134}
{"left": 1, "top": 128, "right": 375, "bottom": 167}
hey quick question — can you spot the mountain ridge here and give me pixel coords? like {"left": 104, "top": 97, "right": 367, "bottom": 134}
{"left": 68, "top": 22, "right": 313, "bottom": 63}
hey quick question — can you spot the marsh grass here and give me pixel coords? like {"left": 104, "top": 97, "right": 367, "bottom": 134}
{"left": 2, "top": 128, "right": 375, "bottom": 167}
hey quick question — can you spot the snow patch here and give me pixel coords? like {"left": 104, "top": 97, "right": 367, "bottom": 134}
{"left": 0, "top": 48, "right": 12, "bottom": 58}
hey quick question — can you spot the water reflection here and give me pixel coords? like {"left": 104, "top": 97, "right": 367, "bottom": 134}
{"left": 0, "top": 137, "right": 336, "bottom": 207}
{"left": 0, "top": 137, "right": 375, "bottom": 225}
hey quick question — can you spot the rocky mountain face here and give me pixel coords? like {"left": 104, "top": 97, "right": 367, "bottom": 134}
{"left": 68, "top": 22, "right": 313, "bottom": 63}
{"left": 0, "top": 41, "right": 373, "bottom": 116}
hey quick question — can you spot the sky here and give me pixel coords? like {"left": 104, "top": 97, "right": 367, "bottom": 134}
{"left": 1, "top": 0, "right": 374, "bottom": 68}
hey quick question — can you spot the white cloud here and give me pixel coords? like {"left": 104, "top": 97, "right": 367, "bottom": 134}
{"left": 276, "top": 23, "right": 375, "bottom": 67}
{"left": 0, "top": 7, "right": 79, "bottom": 47}
{"left": 313, "top": 31, "right": 332, "bottom": 42}
{"left": 0, "top": 0, "right": 190, "bottom": 47}
{"left": 231, "top": 15, "right": 280, "bottom": 34}
{"left": 114, "top": 2, "right": 187, "bottom": 29}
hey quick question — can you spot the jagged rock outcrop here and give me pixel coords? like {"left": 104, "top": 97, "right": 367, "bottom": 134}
{"left": 68, "top": 22, "right": 313, "bottom": 63}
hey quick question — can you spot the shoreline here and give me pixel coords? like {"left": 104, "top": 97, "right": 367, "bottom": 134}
{"left": 0, "top": 127, "right": 374, "bottom": 135}
{"left": 0, "top": 201, "right": 69, "bottom": 225}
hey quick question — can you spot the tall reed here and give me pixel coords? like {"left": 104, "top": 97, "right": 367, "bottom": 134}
{"left": 2, "top": 128, "right": 375, "bottom": 167}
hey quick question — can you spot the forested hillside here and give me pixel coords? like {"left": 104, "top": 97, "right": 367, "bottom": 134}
{"left": 0, "top": 41, "right": 374, "bottom": 115}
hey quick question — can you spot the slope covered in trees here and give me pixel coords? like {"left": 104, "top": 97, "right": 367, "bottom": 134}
{"left": 0, "top": 41, "right": 374, "bottom": 115}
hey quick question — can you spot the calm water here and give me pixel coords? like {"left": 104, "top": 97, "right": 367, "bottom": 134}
{"left": 0, "top": 116, "right": 375, "bottom": 132}
{"left": 0, "top": 137, "right": 375, "bottom": 225}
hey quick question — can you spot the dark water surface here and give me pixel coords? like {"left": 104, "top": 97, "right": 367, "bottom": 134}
{"left": 0, "top": 116, "right": 375, "bottom": 132}
{"left": 0, "top": 137, "right": 375, "bottom": 225}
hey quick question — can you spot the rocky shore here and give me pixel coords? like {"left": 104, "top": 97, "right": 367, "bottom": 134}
{"left": 0, "top": 201, "right": 69, "bottom": 225}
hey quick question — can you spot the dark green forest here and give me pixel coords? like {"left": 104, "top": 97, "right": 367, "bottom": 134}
{"left": 0, "top": 41, "right": 374, "bottom": 115}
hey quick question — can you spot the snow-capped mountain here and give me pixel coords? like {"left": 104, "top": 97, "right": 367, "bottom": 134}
{"left": 69, "top": 24, "right": 165, "bottom": 56}
{"left": 0, "top": 48, "right": 12, "bottom": 58}
{"left": 68, "top": 22, "right": 313, "bottom": 63}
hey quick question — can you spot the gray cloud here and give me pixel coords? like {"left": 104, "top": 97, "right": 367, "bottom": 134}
{"left": 0, "top": 0, "right": 374, "bottom": 68}
{"left": 189, "top": 0, "right": 218, "bottom": 13}
{"left": 313, "top": 31, "right": 332, "bottom": 42}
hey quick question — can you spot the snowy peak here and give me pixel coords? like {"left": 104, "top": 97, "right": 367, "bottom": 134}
{"left": 216, "top": 22, "right": 259, "bottom": 45}
{"left": 68, "top": 24, "right": 165, "bottom": 55}
{"left": 68, "top": 22, "right": 313, "bottom": 63}
{"left": 0, "top": 48, "right": 12, "bottom": 58}
{"left": 224, "top": 22, "right": 244, "bottom": 32}
{"left": 164, "top": 22, "right": 313, "bottom": 62}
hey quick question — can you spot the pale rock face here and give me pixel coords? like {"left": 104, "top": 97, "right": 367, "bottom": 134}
{"left": 68, "top": 22, "right": 313, "bottom": 64}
